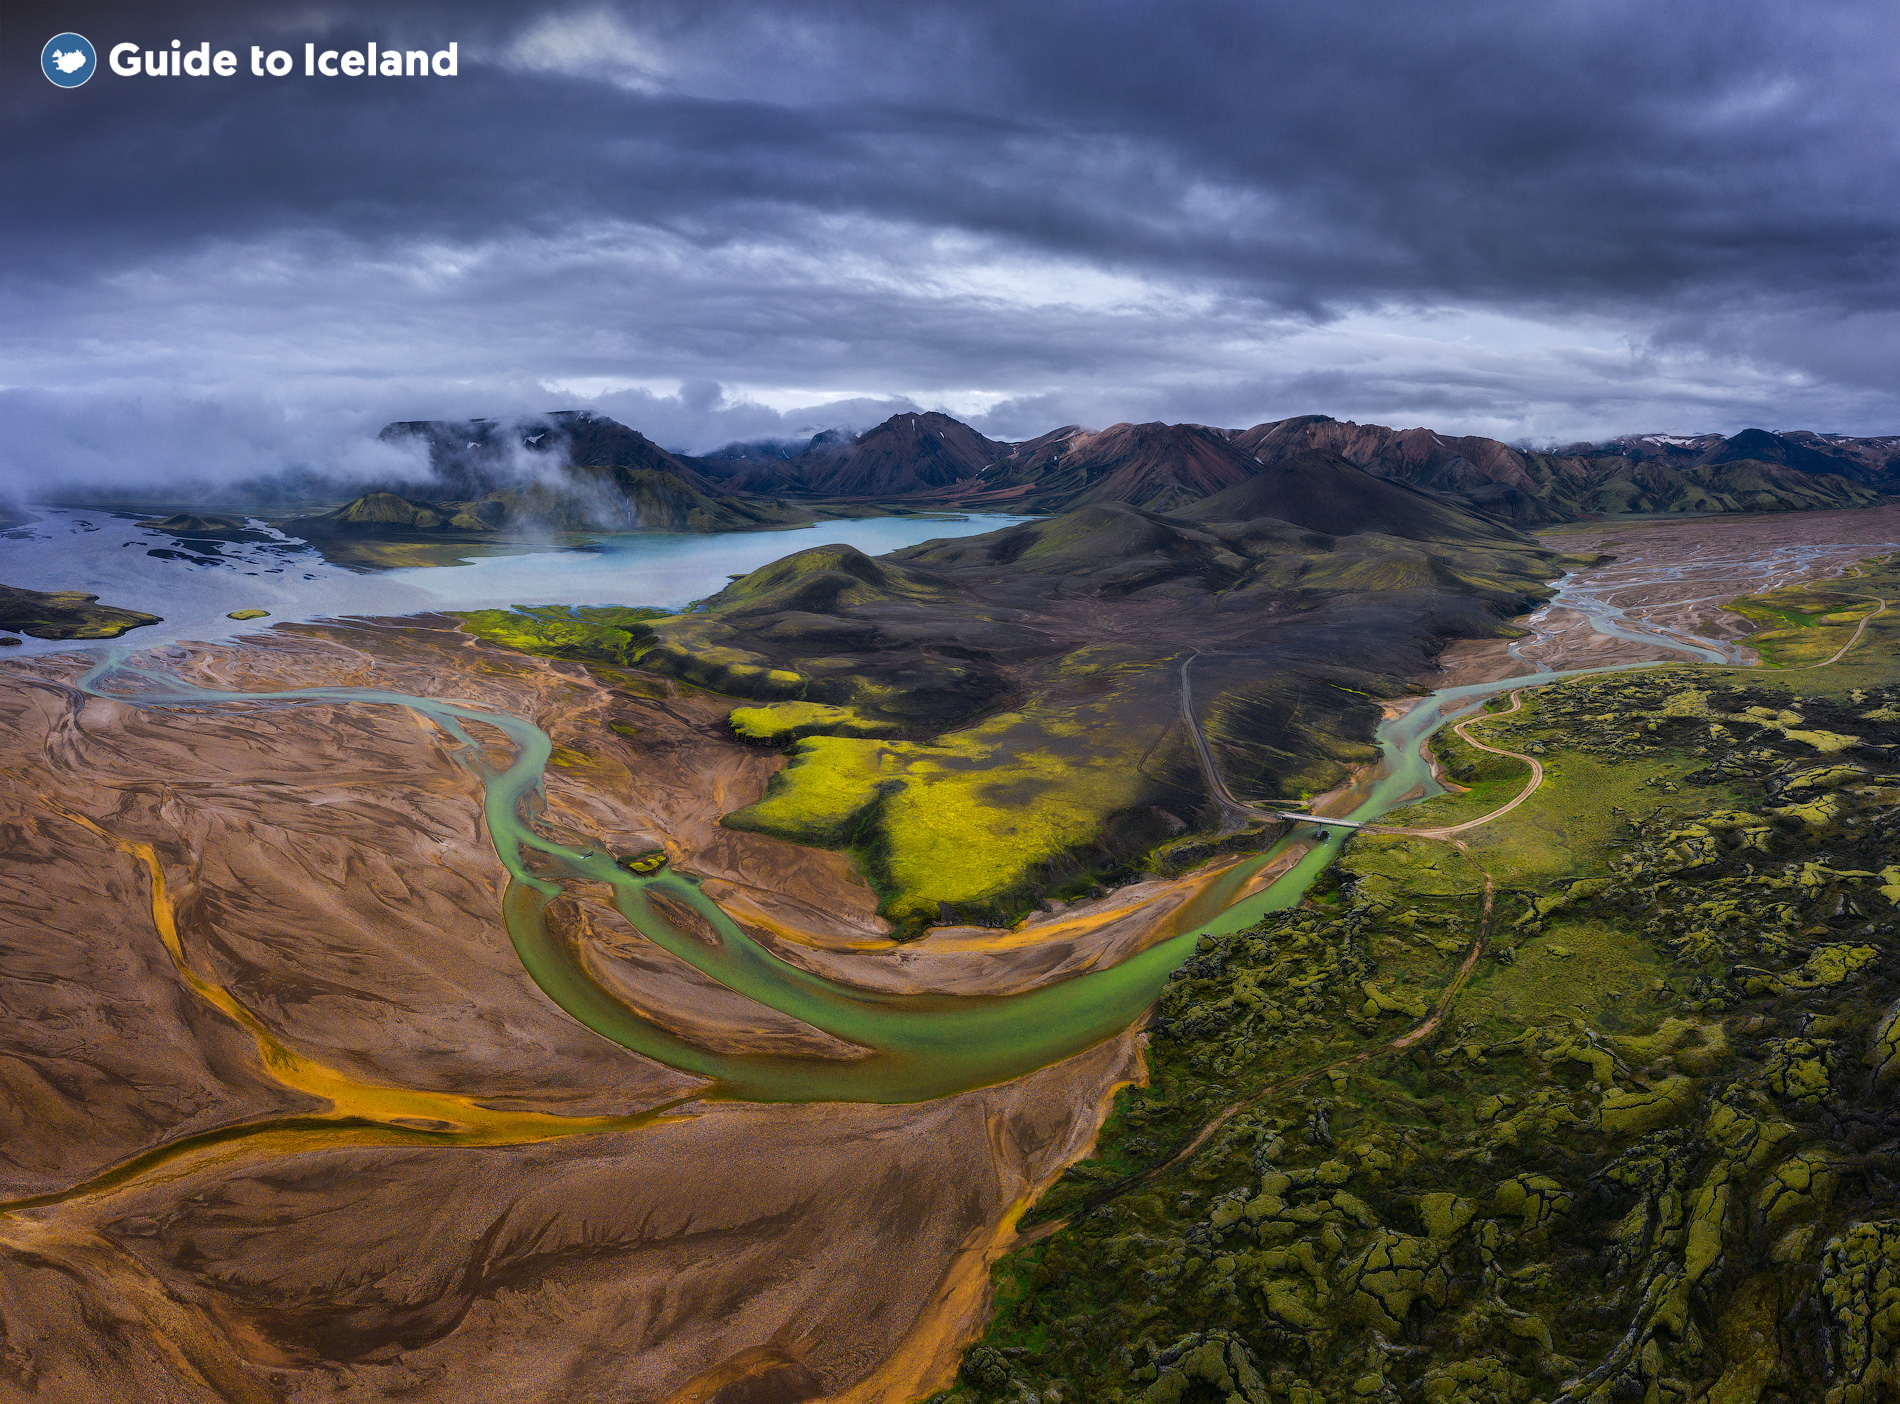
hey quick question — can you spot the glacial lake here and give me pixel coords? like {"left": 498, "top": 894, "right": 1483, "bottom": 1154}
{"left": 0, "top": 510, "right": 1033, "bottom": 658}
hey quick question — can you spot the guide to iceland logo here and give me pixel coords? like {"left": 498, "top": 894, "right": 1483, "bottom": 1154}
{"left": 42, "top": 33, "right": 96, "bottom": 87}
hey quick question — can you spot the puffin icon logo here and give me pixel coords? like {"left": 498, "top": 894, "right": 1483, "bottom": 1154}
{"left": 42, "top": 33, "right": 96, "bottom": 87}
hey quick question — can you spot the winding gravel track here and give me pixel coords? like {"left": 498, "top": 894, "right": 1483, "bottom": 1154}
{"left": 1370, "top": 691, "right": 1544, "bottom": 840}
{"left": 1790, "top": 578, "right": 1890, "bottom": 669}
{"left": 1179, "top": 651, "right": 1277, "bottom": 834}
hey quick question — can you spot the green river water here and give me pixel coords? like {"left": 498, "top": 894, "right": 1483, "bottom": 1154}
{"left": 75, "top": 592, "right": 1724, "bottom": 1106}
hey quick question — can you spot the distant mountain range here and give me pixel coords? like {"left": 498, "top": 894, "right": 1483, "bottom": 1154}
{"left": 695, "top": 412, "right": 1897, "bottom": 523}
{"left": 1225, "top": 419, "right": 1897, "bottom": 523}
{"left": 318, "top": 409, "right": 1900, "bottom": 538}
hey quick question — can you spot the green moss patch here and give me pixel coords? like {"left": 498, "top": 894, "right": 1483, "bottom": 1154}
{"left": 1726, "top": 553, "right": 1899, "bottom": 670}
{"left": 727, "top": 705, "right": 1175, "bottom": 934}
{"left": 455, "top": 603, "right": 671, "bottom": 667}
{"left": 727, "top": 701, "right": 903, "bottom": 743}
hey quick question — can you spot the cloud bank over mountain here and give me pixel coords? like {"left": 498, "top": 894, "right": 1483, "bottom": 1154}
{"left": 5, "top": 0, "right": 1899, "bottom": 492}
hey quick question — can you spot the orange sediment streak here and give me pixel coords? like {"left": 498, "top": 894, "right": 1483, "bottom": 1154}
{"left": 34, "top": 800, "right": 694, "bottom": 1169}
{"left": 815, "top": 1057, "right": 1147, "bottom": 1404}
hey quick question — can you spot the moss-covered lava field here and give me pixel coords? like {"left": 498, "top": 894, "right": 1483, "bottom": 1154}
{"left": 938, "top": 641, "right": 1900, "bottom": 1404}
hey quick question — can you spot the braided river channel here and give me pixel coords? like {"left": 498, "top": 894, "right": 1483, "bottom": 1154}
{"left": 71, "top": 569, "right": 1744, "bottom": 1107}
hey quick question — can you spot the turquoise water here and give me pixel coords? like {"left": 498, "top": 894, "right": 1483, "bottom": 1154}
{"left": 0, "top": 510, "right": 1031, "bottom": 658}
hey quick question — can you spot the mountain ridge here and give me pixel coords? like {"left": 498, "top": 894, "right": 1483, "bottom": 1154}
{"left": 346, "top": 408, "right": 1898, "bottom": 536}
{"left": 699, "top": 412, "right": 1895, "bottom": 521}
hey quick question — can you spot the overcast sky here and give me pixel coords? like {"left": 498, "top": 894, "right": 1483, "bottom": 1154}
{"left": 5, "top": 0, "right": 1900, "bottom": 492}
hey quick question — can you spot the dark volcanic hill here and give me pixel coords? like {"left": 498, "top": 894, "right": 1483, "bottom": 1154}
{"left": 382, "top": 411, "right": 716, "bottom": 496}
{"left": 1176, "top": 449, "right": 1508, "bottom": 543}
{"left": 493, "top": 456, "right": 1567, "bottom": 931}
{"left": 697, "top": 411, "right": 1010, "bottom": 497}
{"left": 301, "top": 473, "right": 810, "bottom": 543}
{"left": 1231, "top": 416, "right": 1547, "bottom": 515}
{"left": 974, "top": 422, "right": 1263, "bottom": 513}
{"left": 310, "top": 413, "right": 823, "bottom": 542}
{"left": 464, "top": 466, "right": 808, "bottom": 534}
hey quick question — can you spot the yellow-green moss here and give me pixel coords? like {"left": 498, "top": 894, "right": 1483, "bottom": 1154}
{"left": 728, "top": 701, "right": 903, "bottom": 743}
{"left": 456, "top": 604, "right": 670, "bottom": 667}
{"left": 727, "top": 708, "right": 1160, "bottom": 932}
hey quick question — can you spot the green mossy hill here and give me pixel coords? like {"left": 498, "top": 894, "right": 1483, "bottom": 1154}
{"left": 0, "top": 583, "right": 161, "bottom": 640}
{"left": 903, "top": 504, "right": 1260, "bottom": 596}
{"left": 702, "top": 542, "right": 954, "bottom": 615}
{"left": 880, "top": 505, "right": 1192, "bottom": 575}
{"left": 321, "top": 491, "right": 493, "bottom": 532}
{"left": 944, "top": 671, "right": 1900, "bottom": 1404}
{"left": 289, "top": 471, "right": 818, "bottom": 554}
{"left": 615, "top": 541, "right": 1043, "bottom": 733}
{"left": 1176, "top": 449, "right": 1511, "bottom": 546}
{"left": 727, "top": 682, "right": 1205, "bottom": 935}
{"left": 900, "top": 498, "right": 1556, "bottom": 614}
{"left": 136, "top": 513, "right": 249, "bottom": 534}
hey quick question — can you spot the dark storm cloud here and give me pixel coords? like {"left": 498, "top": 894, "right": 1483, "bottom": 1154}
{"left": 4, "top": 0, "right": 1899, "bottom": 493}
{"left": 12, "top": 0, "right": 1889, "bottom": 305}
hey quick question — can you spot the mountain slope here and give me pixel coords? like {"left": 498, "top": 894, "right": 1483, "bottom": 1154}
{"left": 309, "top": 473, "right": 807, "bottom": 539}
{"left": 696, "top": 412, "right": 1009, "bottom": 497}
{"left": 465, "top": 465, "right": 807, "bottom": 533}
{"left": 978, "top": 422, "right": 1264, "bottom": 513}
{"left": 381, "top": 411, "right": 716, "bottom": 494}
{"left": 1177, "top": 449, "right": 1514, "bottom": 542}
{"left": 334, "top": 414, "right": 821, "bottom": 538}
{"left": 1603, "top": 427, "right": 1900, "bottom": 487}
{"left": 1234, "top": 416, "right": 1885, "bottom": 523}
{"left": 319, "top": 491, "right": 493, "bottom": 532}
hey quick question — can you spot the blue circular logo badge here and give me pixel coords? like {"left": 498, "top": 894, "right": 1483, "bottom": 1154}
{"left": 42, "top": 33, "right": 96, "bottom": 87}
